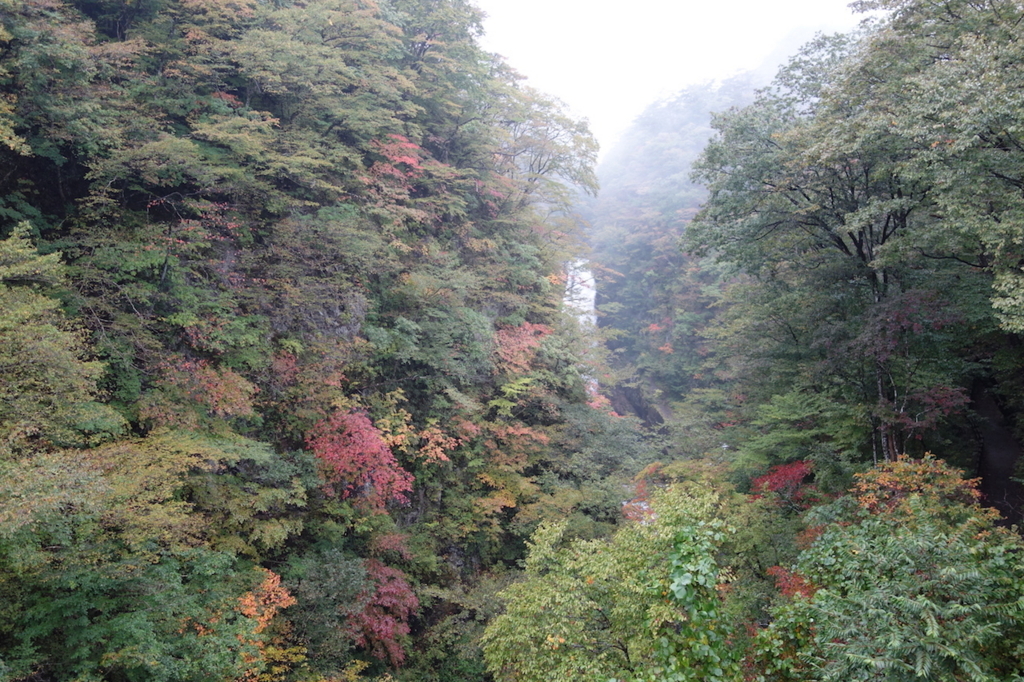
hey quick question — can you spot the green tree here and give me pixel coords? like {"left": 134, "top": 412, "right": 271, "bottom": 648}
{"left": 843, "top": 0, "right": 1024, "bottom": 335}
{"left": 688, "top": 29, "right": 995, "bottom": 464}
{"left": 481, "top": 483, "right": 738, "bottom": 682}
{"left": 0, "top": 225, "right": 123, "bottom": 450}
{"left": 0, "top": 434, "right": 299, "bottom": 681}
{"left": 755, "top": 456, "right": 1024, "bottom": 682}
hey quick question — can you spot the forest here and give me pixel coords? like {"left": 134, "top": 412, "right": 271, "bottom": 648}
{"left": 2, "top": 0, "right": 1024, "bottom": 679}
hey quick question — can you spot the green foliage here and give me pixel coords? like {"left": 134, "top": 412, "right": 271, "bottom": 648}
{"left": 641, "top": 520, "right": 739, "bottom": 682}
{"left": 400, "top": 574, "right": 512, "bottom": 682}
{"left": 284, "top": 549, "right": 371, "bottom": 676}
{"left": 753, "top": 457, "right": 1024, "bottom": 682}
{"left": 0, "top": 440, "right": 283, "bottom": 681}
{"left": 176, "top": 433, "right": 313, "bottom": 558}
{"left": 0, "top": 0, "right": 610, "bottom": 675}
{"left": 0, "top": 225, "right": 124, "bottom": 450}
{"left": 8, "top": 546, "right": 266, "bottom": 682}
{"left": 679, "top": 15, "right": 1011, "bottom": 464}
{"left": 481, "top": 484, "right": 733, "bottom": 682}
{"left": 736, "top": 390, "right": 868, "bottom": 477}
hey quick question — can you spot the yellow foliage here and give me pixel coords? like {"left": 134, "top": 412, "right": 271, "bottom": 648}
{"left": 852, "top": 453, "right": 998, "bottom": 523}
{"left": 236, "top": 568, "right": 302, "bottom": 682}
{"left": 80, "top": 434, "right": 209, "bottom": 549}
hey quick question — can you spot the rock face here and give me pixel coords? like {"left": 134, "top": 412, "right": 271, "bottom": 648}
{"left": 610, "top": 384, "right": 665, "bottom": 429}
{"left": 973, "top": 386, "right": 1024, "bottom": 526}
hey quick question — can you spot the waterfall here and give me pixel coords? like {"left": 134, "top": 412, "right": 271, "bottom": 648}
{"left": 565, "top": 260, "right": 599, "bottom": 395}
{"left": 564, "top": 260, "right": 596, "bottom": 328}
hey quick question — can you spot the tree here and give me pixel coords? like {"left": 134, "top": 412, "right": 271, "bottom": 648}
{"left": 0, "top": 435, "right": 300, "bottom": 681}
{"left": 345, "top": 558, "right": 419, "bottom": 667}
{"left": 4, "top": 544, "right": 278, "bottom": 681}
{"left": 754, "top": 456, "right": 1024, "bottom": 682}
{"left": 687, "top": 29, "right": 994, "bottom": 463}
{"left": 0, "top": 225, "right": 123, "bottom": 450}
{"left": 307, "top": 409, "right": 414, "bottom": 512}
{"left": 481, "top": 483, "right": 738, "bottom": 682}
{"left": 843, "top": 0, "right": 1024, "bottom": 335}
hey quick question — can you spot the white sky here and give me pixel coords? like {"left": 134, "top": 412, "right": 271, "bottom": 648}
{"left": 472, "top": 0, "right": 870, "bottom": 155}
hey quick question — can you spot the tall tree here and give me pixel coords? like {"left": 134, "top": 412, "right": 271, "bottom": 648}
{"left": 688, "top": 29, "right": 994, "bottom": 464}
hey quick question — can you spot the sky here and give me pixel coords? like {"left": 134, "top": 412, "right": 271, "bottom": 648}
{"left": 471, "top": 0, "right": 871, "bottom": 155}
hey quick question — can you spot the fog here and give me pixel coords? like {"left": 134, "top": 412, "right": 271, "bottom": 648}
{"left": 473, "top": 0, "right": 870, "bottom": 154}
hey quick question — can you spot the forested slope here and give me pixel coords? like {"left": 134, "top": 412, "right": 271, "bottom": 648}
{"left": 585, "top": 74, "right": 759, "bottom": 425}
{"left": 684, "top": 2, "right": 1024, "bottom": 482}
{"left": 0, "top": 0, "right": 654, "bottom": 679}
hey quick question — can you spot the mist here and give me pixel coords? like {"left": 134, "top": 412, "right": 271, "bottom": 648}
{"left": 473, "top": 0, "right": 870, "bottom": 154}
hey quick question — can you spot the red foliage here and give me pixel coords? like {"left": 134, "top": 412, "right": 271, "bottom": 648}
{"left": 417, "top": 423, "right": 459, "bottom": 464}
{"left": 212, "top": 90, "right": 243, "bottom": 108}
{"left": 622, "top": 464, "right": 662, "bottom": 522}
{"left": 767, "top": 565, "right": 817, "bottom": 599}
{"left": 371, "top": 134, "right": 425, "bottom": 175}
{"left": 855, "top": 289, "right": 963, "bottom": 364}
{"left": 369, "top": 532, "right": 413, "bottom": 561}
{"left": 143, "top": 200, "right": 242, "bottom": 254}
{"left": 886, "top": 384, "right": 970, "bottom": 439}
{"left": 140, "top": 357, "right": 257, "bottom": 428}
{"left": 622, "top": 495, "right": 654, "bottom": 523}
{"left": 345, "top": 559, "right": 419, "bottom": 667}
{"left": 494, "top": 322, "right": 552, "bottom": 373}
{"left": 456, "top": 419, "right": 481, "bottom": 438}
{"left": 750, "top": 460, "right": 816, "bottom": 508}
{"left": 481, "top": 422, "right": 550, "bottom": 471}
{"left": 270, "top": 352, "right": 299, "bottom": 386}
{"left": 360, "top": 135, "right": 435, "bottom": 229}
{"left": 236, "top": 569, "right": 298, "bottom": 682}
{"left": 238, "top": 568, "right": 296, "bottom": 634}
{"left": 795, "top": 524, "right": 826, "bottom": 550}
{"left": 586, "top": 391, "right": 619, "bottom": 416}
{"left": 306, "top": 410, "right": 414, "bottom": 511}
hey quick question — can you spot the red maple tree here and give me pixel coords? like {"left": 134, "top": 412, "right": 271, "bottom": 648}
{"left": 345, "top": 559, "right": 419, "bottom": 666}
{"left": 750, "top": 460, "right": 818, "bottom": 509}
{"left": 306, "top": 410, "right": 414, "bottom": 511}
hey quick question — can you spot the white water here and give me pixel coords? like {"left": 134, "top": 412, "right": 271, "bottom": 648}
{"left": 564, "top": 260, "right": 596, "bottom": 328}
{"left": 565, "top": 260, "right": 599, "bottom": 394}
